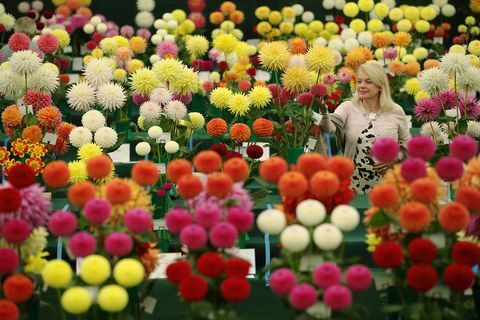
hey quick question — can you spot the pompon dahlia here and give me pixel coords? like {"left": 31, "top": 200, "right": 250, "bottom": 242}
{"left": 213, "top": 34, "right": 238, "bottom": 54}
{"left": 0, "top": 184, "right": 52, "bottom": 229}
{"left": 2, "top": 105, "right": 23, "bottom": 128}
{"left": 21, "top": 125, "right": 43, "bottom": 143}
{"left": 37, "top": 106, "right": 62, "bottom": 129}
{"left": 83, "top": 58, "right": 114, "bottom": 88}
{"left": 69, "top": 127, "right": 93, "bottom": 148}
{"left": 230, "top": 123, "right": 251, "bottom": 142}
{"left": 23, "top": 90, "right": 52, "bottom": 111}
{"left": 37, "top": 33, "right": 59, "bottom": 55}
{"left": 94, "top": 127, "right": 118, "bottom": 149}
{"left": 206, "top": 118, "right": 227, "bottom": 137}
{"left": 419, "top": 67, "right": 449, "bottom": 95}
{"left": 157, "top": 41, "right": 179, "bottom": 58}
{"left": 56, "top": 122, "right": 76, "bottom": 142}
{"left": 253, "top": 118, "right": 274, "bottom": 137}
{"left": 8, "top": 32, "right": 30, "bottom": 52}
{"left": 345, "top": 47, "right": 373, "bottom": 71}
{"left": 470, "top": 0, "right": 480, "bottom": 13}
{"left": 305, "top": 46, "right": 335, "bottom": 75}
{"left": 187, "top": 181, "right": 253, "bottom": 212}
{"left": 415, "top": 98, "right": 442, "bottom": 122}
{"left": 392, "top": 32, "right": 412, "bottom": 48}
{"left": 96, "top": 82, "right": 126, "bottom": 111}
{"left": 67, "top": 82, "right": 95, "bottom": 112}
{"left": 82, "top": 110, "right": 106, "bottom": 132}
{"left": 259, "top": 41, "right": 291, "bottom": 71}
{"left": 282, "top": 67, "right": 312, "bottom": 93}
{"left": 170, "top": 67, "right": 199, "bottom": 94}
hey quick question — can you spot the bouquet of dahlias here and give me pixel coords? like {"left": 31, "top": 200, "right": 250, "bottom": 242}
{"left": 40, "top": 157, "right": 160, "bottom": 319}
{"left": 255, "top": 152, "right": 372, "bottom": 318}
{"left": 0, "top": 163, "right": 53, "bottom": 319}
{"left": 365, "top": 135, "right": 480, "bottom": 319}
{"left": 163, "top": 151, "right": 254, "bottom": 319}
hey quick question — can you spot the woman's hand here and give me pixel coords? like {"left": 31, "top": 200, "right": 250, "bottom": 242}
{"left": 373, "top": 161, "right": 396, "bottom": 174}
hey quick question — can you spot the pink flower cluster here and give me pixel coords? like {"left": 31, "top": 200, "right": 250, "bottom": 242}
{"left": 269, "top": 263, "right": 372, "bottom": 311}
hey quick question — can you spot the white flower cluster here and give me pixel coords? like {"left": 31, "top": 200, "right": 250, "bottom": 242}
{"left": 322, "top": 0, "right": 348, "bottom": 10}
{"left": 83, "top": 15, "right": 109, "bottom": 35}
{"left": 257, "top": 200, "right": 359, "bottom": 253}
{"left": 69, "top": 111, "right": 117, "bottom": 149}
{"left": 135, "top": 0, "right": 155, "bottom": 28}
{"left": 421, "top": 121, "right": 448, "bottom": 144}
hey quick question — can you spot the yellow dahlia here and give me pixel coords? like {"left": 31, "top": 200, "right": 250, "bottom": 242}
{"left": 129, "top": 68, "right": 159, "bottom": 95}
{"left": 304, "top": 46, "right": 335, "bottom": 75}
{"left": 282, "top": 67, "right": 312, "bottom": 93}
{"left": 186, "top": 35, "right": 209, "bottom": 57}
{"left": 210, "top": 87, "right": 233, "bottom": 109}
{"left": 228, "top": 93, "right": 250, "bottom": 117}
{"left": 68, "top": 160, "right": 88, "bottom": 183}
{"left": 78, "top": 143, "right": 103, "bottom": 162}
{"left": 170, "top": 67, "right": 199, "bottom": 94}
{"left": 152, "top": 58, "right": 184, "bottom": 84}
{"left": 259, "top": 41, "right": 290, "bottom": 71}
{"left": 248, "top": 86, "right": 272, "bottom": 108}
{"left": 213, "top": 34, "right": 238, "bottom": 54}
{"left": 129, "top": 36, "right": 147, "bottom": 54}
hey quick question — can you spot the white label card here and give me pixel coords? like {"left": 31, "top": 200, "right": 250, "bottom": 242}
{"left": 240, "top": 143, "right": 270, "bottom": 161}
{"left": 72, "top": 57, "right": 83, "bottom": 71}
{"left": 108, "top": 143, "right": 130, "bottom": 163}
{"left": 246, "top": 39, "right": 260, "bottom": 46}
{"left": 198, "top": 71, "right": 210, "bottom": 82}
{"left": 64, "top": 46, "right": 73, "bottom": 53}
{"left": 237, "top": 248, "right": 256, "bottom": 275}
{"left": 307, "top": 302, "right": 332, "bottom": 319}
{"left": 156, "top": 163, "right": 166, "bottom": 174}
{"left": 18, "top": 104, "right": 33, "bottom": 115}
{"left": 424, "top": 233, "right": 446, "bottom": 248}
{"left": 149, "top": 252, "right": 183, "bottom": 279}
{"left": 306, "top": 138, "right": 317, "bottom": 150}
{"left": 255, "top": 70, "right": 271, "bottom": 82}
{"left": 156, "top": 132, "right": 171, "bottom": 144}
{"left": 67, "top": 74, "right": 80, "bottom": 84}
{"left": 374, "top": 273, "right": 394, "bottom": 290}
{"left": 433, "top": 37, "right": 444, "bottom": 45}
{"left": 426, "top": 285, "right": 450, "bottom": 300}
{"left": 300, "top": 254, "right": 323, "bottom": 272}
{"left": 42, "top": 133, "right": 58, "bottom": 145}
{"left": 312, "top": 111, "right": 322, "bottom": 125}
{"left": 153, "top": 218, "right": 166, "bottom": 231}
{"left": 142, "top": 296, "right": 157, "bottom": 314}
{"left": 325, "top": 15, "right": 334, "bottom": 21}
{"left": 80, "top": 45, "right": 89, "bottom": 55}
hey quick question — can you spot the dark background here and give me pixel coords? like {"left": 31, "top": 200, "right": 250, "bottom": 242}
{"left": 3, "top": 0, "right": 472, "bottom": 39}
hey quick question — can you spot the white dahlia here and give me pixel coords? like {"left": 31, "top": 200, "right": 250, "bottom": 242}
{"left": 137, "top": 0, "right": 155, "bottom": 11}
{"left": 29, "top": 65, "right": 59, "bottom": 93}
{"left": 0, "top": 69, "right": 23, "bottom": 99}
{"left": 83, "top": 58, "right": 114, "bottom": 88}
{"left": 165, "top": 100, "right": 187, "bottom": 121}
{"left": 280, "top": 225, "right": 310, "bottom": 252}
{"left": 69, "top": 127, "right": 93, "bottom": 148}
{"left": 440, "top": 52, "right": 470, "bottom": 76}
{"left": 82, "top": 110, "right": 106, "bottom": 132}
{"left": 135, "top": 11, "right": 154, "bottom": 28}
{"left": 94, "top": 127, "right": 118, "bottom": 148}
{"left": 67, "top": 82, "right": 96, "bottom": 112}
{"left": 457, "top": 66, "right": 480, "bottom": 93}
{"left": 96, "top": 83, "right": 126, "bottom": 111}
{"left": 149, "top": 87, "right": 172, "bottom": 105}
{"left": 8, "top": 50, "right": 41, "bottom": 75}
{"left": 419, "top": 67, "right": 449, "bottom": 95}
{"left": 139, "top": 101, "right": 161, "bottom": 121}
{"left": 467, "top": 121, "right": 480, "bottom": 138}
{"left": 313, "top": 223, "right": 343, "bottom": 250}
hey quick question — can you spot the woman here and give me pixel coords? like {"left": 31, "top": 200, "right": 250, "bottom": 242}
{"left": 319, "top": 62, "right": 410, "bottom": 194}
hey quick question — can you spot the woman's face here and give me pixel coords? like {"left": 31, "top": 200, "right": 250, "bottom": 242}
{"left": 356, "top": 70, "right": 381, "bottom": 100}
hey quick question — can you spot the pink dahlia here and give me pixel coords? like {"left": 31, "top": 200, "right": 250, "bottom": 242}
{"left": 188, "top": 12, "right": 206, "bottom": 29}
{"left": 336, "top": 68, "right": 351, "bottom": 83}
{"left": 8, "top": 33, "right": 30, "bottom": 52}
{"left": 459, "top": 96, "right": 480, "bottom": 119}
{"left": 124, "top": 208, "right": 152, "bottom": 233}
{"left": 37, "top": 33, "right": 60, "bottom": 55}
{"left": 68, "top": 231, "right": 97, "bottom": 257}
{"left": 270, "top": 268, "right": 297, "bottom": 296}
{"left": 208, "top": 48, "right": 221, "bottom": 61}
{"left": 450, "top": 135, "right": 478, "bottom": 162}
{"left": 345, "top": 265, "right": 372, "bottom": 291}
{"left": 383, "top": 47, "right": 398, "bottom": 60}
{"left": 289, "top": 284, "right": 318, "bottom": 310}
{"left": 407, "top": 135, "right": 436, "bottom": 161}
{"left": 48, "top": 210, "right": 78, "bottom": 237}
{"left": 267, "top": 84, "right": 281, "bottom": 98}
{"left": 433, "top": 89, "right": 456, "bottom": 110}
{"left": 323, "top": 284, "right": 352, "bottom": 310}
{"left": 226, "top": 207, "right": 254, "bottom": 233}
{"left": 83, "top": 198, "right": 111, "bottom": 224}
{"left": 323, "top": 74, "right": 336, "bottom": 85}
{"left": 313, "top": 262, "right": 342, "bottom": 289}
{"left": 132, "top": 91, "right": 150, "bottom": 106}
{"left": 298, "top": 92, "right": 314, "bottom": 106}
{"left": 310, "top": 83, "right": 328, "bottom": 97}
{"left": 172, "top": 92, "right": 192, "bottom": 105}
{"left": 157, "top": 41, "right": 178, "bottom": 57}
{"left": 371, "top": 136, "right": 400, "bottom": 162}
{"left": 414, "top": 98, "right": 441, "bottom": 122}
{"left": 435, "top": 157, "right": 464, "bottom": 182}
{"left": 194, "top": 203, "right": 222, "bottom": 228}
{"left": 0, "top": 184, "right": 52, "bottom": 230}
{"left": 120, "top": 25, "right": 134, "bottom": 38}
{"left": 165, "top": 207, "right": 192, "bottom": 234}
{"left": 137, "top": 28, "right": 151, "bottom": 40}
{"left": 209, "top": 222, "right": 238, "bottom": 248}
{"left": 104, "top": 232, "right": 133, "bottom": 257}
{"left": 179, "top": 224, "right": 207, "bottom": 250}
{"left": 2, "top": 219, "right": 30, "bottom": 243}
{"left": 401, "top": 157, "right": 427, "bottom": 182}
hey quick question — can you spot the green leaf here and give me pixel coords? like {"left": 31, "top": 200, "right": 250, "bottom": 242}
{"left": 369, "top": 210, "right": 390, "bottom": 227}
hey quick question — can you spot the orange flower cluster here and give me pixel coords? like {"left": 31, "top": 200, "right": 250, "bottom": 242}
{"left": 345, "top": 47, "right": 374, "bottom": 71}
{"left": 210, "top": 1, "right": 244, "bottom": 25}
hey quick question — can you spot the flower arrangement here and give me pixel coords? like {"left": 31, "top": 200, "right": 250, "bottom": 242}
{"left": 39, "top": 157, "right": 159, "bottom": 319}
{"left": 209, "top": 1, "right": 245, "bottom": 41}
{"left": 255, "top": 152, "right": 372, "bottom": 317}
{"left": 365, "top": 135, "right": 480, "bottom": 319}
{"left": 0, "top": 163, "right": 52, "bottom": 319}
{"left": 163, "top": 151, "right": 254, "bottom": 319}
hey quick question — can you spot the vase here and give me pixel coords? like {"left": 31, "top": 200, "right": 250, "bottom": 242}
{"left": 287, "top": 147, "right": 304, "bottom": 164}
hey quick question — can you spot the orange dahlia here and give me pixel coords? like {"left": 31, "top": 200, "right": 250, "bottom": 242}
{"left": 25, "top": 157, "right": 45, "bottom": 175}
{"left": 22, "top": 125, "right": 43, "bottom": 143}
{"left": 372, "top": 33, "right": 391, "bottom": 48}
{"left": 2, "top": 105, "right": 23, "bottom": 128}
{"left": 289, "top": 37, "right": 308, "bottom": 54}
{"left": 28, "top": 143, "right": 47, "bottom": 158}
{"left": 230, "top": 10, "right": 245, "bottom": 24}
{"left": 424, "top": 59, "right": 440, "bottom": 70}
{"left": 393, "top": 32, "right": 412, "bottom": 48}
{"left": 230, "top": 123, "right": 251, "bottom": 142}
{"left": 220, "top": 1, "right": 236, "bottom": 15}
{"left": 0, "top": 146, "right": 10, "bottom": 165}
{"left": 388, "top": 61, "right": 406, "bottom": 75}
{"left": 47, "top": 136, "right": 69, "bottom": 155}
{"left": 253, "top": 118, "right": 274, "bottom": 137}
{"left": 206, "top": 118, "right": 228, "bottom": 137}
{"left": 345, "top": 47, "right": 373, "bottom": 71}
{"left": 11, "top": 139, "right": 29, "bottom": 157}
{"left": 56, "top": 122, "right": 75, "bottom": 141}
{"left": 37, "top": 106, "right": 62, "bottom": 129}
{"left": 405, "top": 62, "right": 421, "bottom": 76}
{"left": 210, "top": 12, "right": 224, "bottom": 25}
{"left": 115, "top": 46, "right": 133, "bottom": 61}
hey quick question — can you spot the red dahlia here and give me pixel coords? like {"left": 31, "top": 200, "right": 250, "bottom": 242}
{"left": 196, "top": 252, "right": 225, "bottom": 278}
{"left": 179, "top": 276, "right": 208, "bottom": 302}
{"left": 452, "top": 241, "right": 480, "bottom": 266}
{"left": 3, "top": 274, "right": 34, "bottom": 303}
{"left": 406, "top": 264, "right": 438, "bottom": 292}
{"left": 0, "top": 188, "right": 22, "bottom": 213}
{"left": 225, "top": 258, "right": 250, "bottom": 278}
{"left": 0, "top": 299, "right": 19, "bottom": 320}
{"left": 166, "top": 260, "right": 191, "bottom": 284}
{"left": 407, "top": 238, "right": 437, "bottom": 264}
{"left": 7, "top": 163, "right": 35, "bottom": 189}
{"left": 220, "top": 277, "right": 251, "bottom": 302}
{"left": 443, "top": 264, "right": 474, "bottom": 292}
{"left": 372, "top": 241, "right": 403, "bottom": 269}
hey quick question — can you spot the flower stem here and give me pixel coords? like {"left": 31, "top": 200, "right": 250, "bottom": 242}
{"left": 56, "top": 289, "right": 67, "bottom": 320}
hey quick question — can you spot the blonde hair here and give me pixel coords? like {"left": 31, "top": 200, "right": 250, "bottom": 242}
{"left": 351, "top": 62, "right": 395, "bottom": 112}
{"left": 14, "top": 17, "right": 36, "bottom": 37}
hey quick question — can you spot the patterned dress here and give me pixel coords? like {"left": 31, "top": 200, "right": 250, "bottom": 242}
{"left": 352, "top": 122, "right": 382, "bottom": 194}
